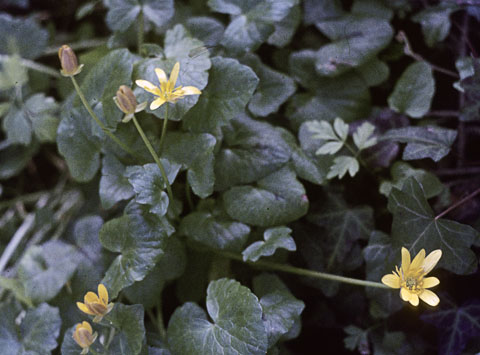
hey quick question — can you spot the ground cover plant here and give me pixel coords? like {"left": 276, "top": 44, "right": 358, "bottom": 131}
{"left": 1, "top": 0, "right": 480, "bottom": 354}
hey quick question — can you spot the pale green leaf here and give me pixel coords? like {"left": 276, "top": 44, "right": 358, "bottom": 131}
{"left": 411, "top": 4, "right": 458, "bottom": 47}
{"left": 242, "top": 227, "right": 296, "bottom": 262}
{"left": 327, "top": 156, "right": 359, "bottom": 179}
{"left": 353, "top": 122, "right": 377, "bottom": 151}
{"left": 167, "top": 278, "right": 268, "bottom": 355}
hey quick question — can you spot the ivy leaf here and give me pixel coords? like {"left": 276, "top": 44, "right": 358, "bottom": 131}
{"left": 104, "top": 304, "right": 146, "bottom": 355}
{"left": 242, "top": 227, "right": 296, "bottom": 262}
{"left": 183, "top": 56, "right": 259, "bottom": 133}
{"left": 167, "top": 278, "right": 268, "bottom": 354}
{"left": 388, "top": 177, "right": 480, "bottom": 275}
{"left": 223, "top": 166, "right": 309, "bottom": 227}
{"left": 208, "top": 0, "right": 297, "bottom": 54}
{"left": 380, "top": 126, "right": 457, "bottom": 162}
{"left": 344, "top": 325, "right": 369, "bottom": 352}
{"left": 163, "top": 132, "right": 216, "bottom": 198}
{"left": 125, "top": 161, "right": 181, "bottom": 217}
{"left": 353, "top": 122, "right": 377, "bottom": 151}
{"left": 379, "top": 161, "right": 443, "bottom": 198}
{"left": 356, "top": 57, "right": 390, "bottom": 87}
{"left": 185, "top": 17, "right": 225, "bottom": 47}
{"left": 252, "top": 273, "right": 305, "bottom": 347}
{"left": 314, "top": 15, "right": 394, "bottom": 77}
{"left": 135, "top": 24, "right": 211, "bottom": 121}
{"left": 99, "top": 154, "right": 135, "bottom": 209}
{"left": 421, "top": 299, "right": 480, "bottom": 355}
{"left": 104, "top": 0, "right": 174, "bottom": 32}
{"left": 180, "top": 199, "right": 250, "bottom": 252}
{"left": 99, "top": 202, "right": 173, "bottom": 298}
{"left": 460, "top": 59, "right": 480, "bottom": 122}
{"left": 267, "top": 4, "right": 301, "bottom": 47}
{"left": 288, "top": 50, "right": 370, "bottom": 129}
{"left": 0, "top": 302, "right": 61, "bottom": 355}
{"left": 214, "top": 114, "right": 291, "bottom": 191}
{"left": 17, "top": 240, "right": 81, "bottom": 303}
{"left": 412, "top": 4, "right": 458, "bottom": 47}
{"left": 0, "top": 13, "right": 48, "bottom": 59}
{"left": 327, "top": 156, "right": 359, "bottom": 179}
{"left": 388, "top": 62, "right": 435, "bottom": 118}
{"left": 242, "top": 54, "right": 296, "bottom": 117}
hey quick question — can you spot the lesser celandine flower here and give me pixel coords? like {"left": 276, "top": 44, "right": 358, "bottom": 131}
{"left": 382, "top": 247, "right": 442, "bottom": 307}
{"left": 73, "top": 321, "right": 97, "bottom": 354}
{"left": 113, "top": 85, "right": 147, "bottom": 122}
{"left": 135, "top": 62, "right": 201, "bottom": 110}
{"left": 77, "top": 284, "right": 114, "bottom": 322}
{"left": 58, "top": 45, "right": 84, "bottom": 77}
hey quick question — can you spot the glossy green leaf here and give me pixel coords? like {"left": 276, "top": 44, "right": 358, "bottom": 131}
{"left": 105, "top": 303, "right": 146, "bottom": 355}
{"left": 208, "top": 0, "right": 297, "bottom": 54}
{"left": 214, "top": 114, "right": 291, "bottom": 190}
{"left": 356, "top": 57, "right": 390, "bottom": 87}
{"left": 183, "top": 56, "right": 259, "bottom": 133}
{"left": 180, "top": 199, "right": 250, "bottom": 252}
{"left": 99, "top": 154, "right": 135, "bottom": 209}
{"left": 125, "top": 161, "right": 181, "bottom": 217}
{"left": 242, "top": 54, "right": 296, "bottom": 117}
{"left": 388, "top": 177, "right": 480, "bottom": 274}
{"left": 380, "top": 126, "right": 457, "bottom": 162}
{"left": 252, "top": 273, "right": 305, "bottom": 347}
{"left": 0, "top": 142, "right": 38, "bottom": 180}
{"left": 412, "top": 4, "right": 458, "bottom": 47}
{"left": 223, "top": 166, "right": 309, "bottom": 227}
{"left": 0, "top": 13, "right": 48, "bottom": 59}
{"left": 135, "top": 24, "right": 211, "bottom": 121}
{"left": 267, "top": 4, "right": 301, "bottom": 47}
{"left": 105, "top": 0, "right": 174, "bottom": 31}
{"left": 167, "top": 278, "right": 268, "bottom": 354}
{"left": 314, "top": 15, "right": 394, "bottom": 77}
{"left": 460, "top": 59, "right": 480, "bottom": 122}
{"left": 242, "top": 227, "right": 296, "bottom": 262}
{"left": 351, "top": 0, "right": 393, "bottom": 20}
{"left": 17, "top": 240, "right": 81, "bottom": 303}
{"left": 379, "top": 161, "right": 443, "bottom": 198}
{"left": 388, "top": 62, "right": 435, "bottom": 118}
{"left": 100, "top": 202, "right": 173, "bottom": 298}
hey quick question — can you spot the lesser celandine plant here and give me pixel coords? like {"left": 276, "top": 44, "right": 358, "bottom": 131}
{"left": 2, "top": 1, "right": 480, "bottom": 354}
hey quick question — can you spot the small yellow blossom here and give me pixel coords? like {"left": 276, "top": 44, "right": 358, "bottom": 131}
{"left": 135, "top": 62, "right": 201, "bottom": 110}
{"left": 77, "top": 284, "right": 114, "bottom": 322}
{"left": 382, "top": 247, "right": 442, "bottom": 307}
{"left": 73, "top": 321, "right": 97, "bottom": 354}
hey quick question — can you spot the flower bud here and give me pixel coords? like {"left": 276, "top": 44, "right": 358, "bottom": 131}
{"left": 73, "top": 321, "right": 97, "bottom": 354}
{"left": 115, "top": 85, "right": 137, "bottom": 114}
{"left": 58, "top": 45, "right": 83, "bottom": 76}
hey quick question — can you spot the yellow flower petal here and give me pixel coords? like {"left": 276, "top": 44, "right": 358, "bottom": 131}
{"left": 82, "top": 321, "right": 92, "bottom": 333}
{"left": 181, "top": 86, "right": 202, "bottom": 95}
{"left": 400, "top": 288, "right": 411, "bottom": 302}
{"left": 381, "top": 274, "right": 401, "bottom": 288}
{"left": 155, "top": 68, "right": 168, "bottom": 84}
{"left": 408, "top": 293, "right": 419, "bottom": 306}
{"left": 422, "top": 249, "right": 442, "bottom": 274}
{"left": 135, "top": 80, "right": 160, "bottom": 95}
{"left": 419, "top": 289, "right": 440, "bottom": 306}
{"left": 168, "top": 62, "right": 180, "bottom": 90}
{"left": 410, "top": 249, "right": 426, "bottom": 270}
{"left": 98, "top": 284, "right": 108, "bottom": 305}
{"left": 401, "top": 247, "right": 411, "bottom": 272}
{"left": 85, "top": 291, "right": 99, "bottom": 304}
{"left": 150, "top": 97, "right": 166, "bottom": 110}
{"left": 77, "top": 302, "right": 95, "bottom": 315}
{"left": 423, "top": 277, "right": 440, "bottom": 288}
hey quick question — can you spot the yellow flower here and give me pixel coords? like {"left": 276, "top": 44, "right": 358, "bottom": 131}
{"left": 77, "top": 284, "right": 114, "bottom": 322}
{"left": 382, "top": 247, "right": 442, "bottom": 307}
{"left": 135, "top": 62, "right": 201, "bottom": 110}
{"left": 73, "top": 321, "right": 97, "bottom": 354}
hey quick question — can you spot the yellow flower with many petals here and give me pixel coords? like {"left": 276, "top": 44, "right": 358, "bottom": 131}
{"left": 382, "top": 247, "right": 442, "bottom": 307}
{"left": 135, "top": 62, "right": 201, "bottom": 110}
{"left": 73, "top": 321, "right": 97, "bottom": 354}
{"left": 77, "top": 284, "right": 114, "bottom": 322}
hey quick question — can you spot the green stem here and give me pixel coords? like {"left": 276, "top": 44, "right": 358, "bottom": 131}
{"left": 105, "top": 327, "right": 116, "bottom": 349}
{"left": 156, "top": 299, "right": 167, "bottom": 340}
{"left": 70, "top": 76, "right": 137, "bottom": 157}
{"left": 132, "top": 115, "right": 174, "bottom": 202}
{"left": 0, "top": 54, "right": 61, "bottom": 78}
{"left": 203, "top": 248, "right": 389, "bottom": 289}
{"left": 158, "top": 104, "right": 168, "bottom": 155}
{"left": 185, "top": 179, "right": 194, "bottom": 211}
{"left": 0, "top": 191, "right": 48, "bottom": 210}
{"left": 137, "top": 9, "right": 144, "bottom": 55}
